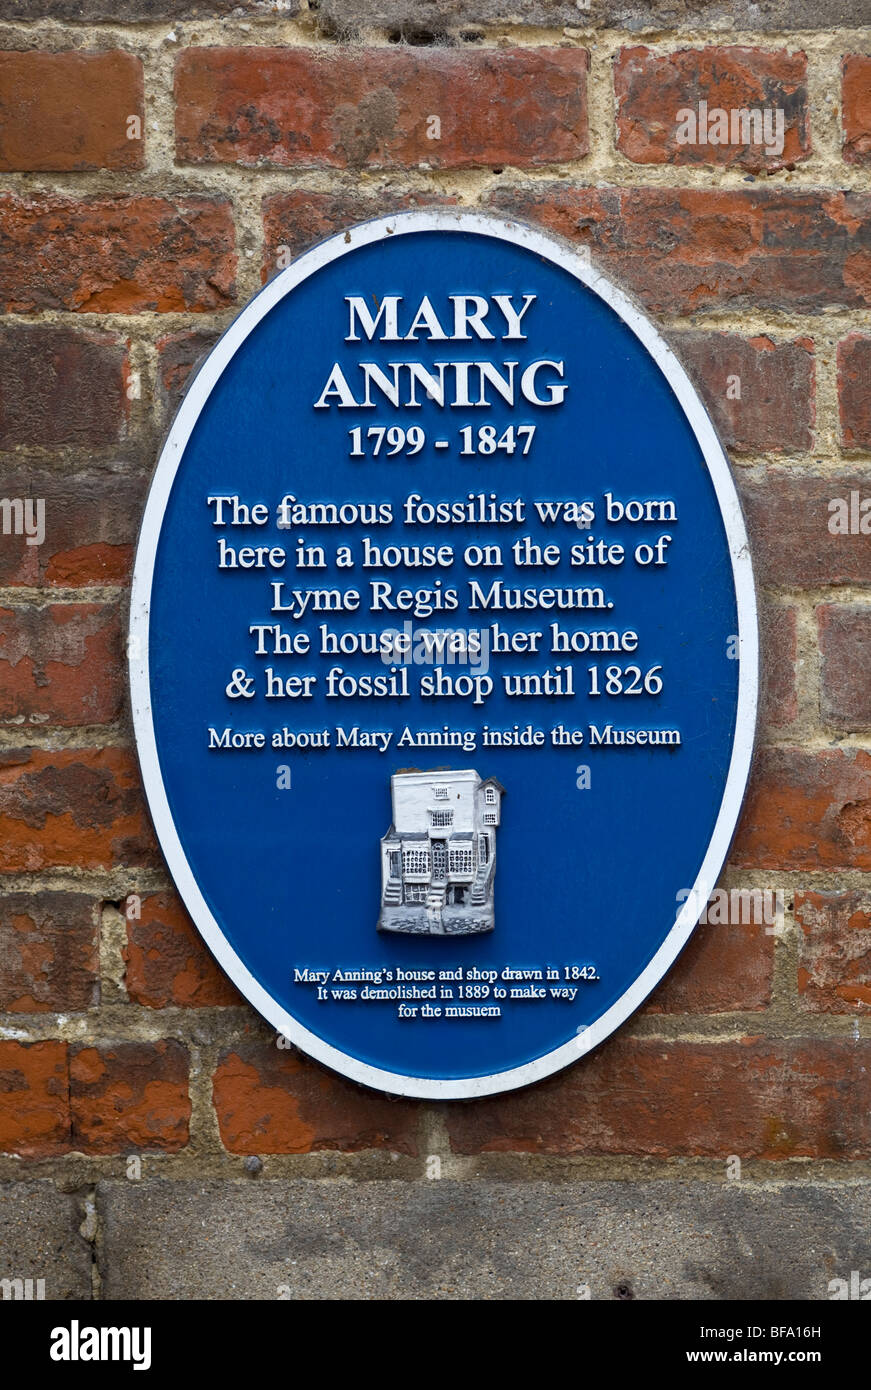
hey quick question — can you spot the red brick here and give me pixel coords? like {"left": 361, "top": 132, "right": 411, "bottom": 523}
{"left": 125, "top": 891, "right": 242, "bottom": 1008}
{"left": 732, "top": 748, "right": 871, "bottom": 871}
{"left": 796, "top": 891, "right": 871, "bottom": 1014}
{"left": 818, "top": 605, "right": 871, "bottom": 730}
{"left": 487, "top": 185, "right": 871, "bottom": 315}
{"left": 0, "top": 195, "right": 235, "bottom": 313}
{"left": 70, "top": 1040, "right": 190, "bottom": 1153}
{"left": 0, "top": 892, "right": 98, "bottom": 1013}
{"left": 615, "top": 46, "right": 809, "bottom": 172}
{"left": 176, "top": 46, "right": 588, "bottom": 170}
{"left": 0, "top": 50, "right": 143, "bottom": 172}
{"left": 761, "top": 604, "right": 798, "bottom": 730}
{"left": 738, "top": 470, "right": 871, "bottom": 589}
{"left": 0, "top": 468, "right": 146, "bottom": 589}
{"left": 261, "top": 189, "right": 456, "bottom": 279}
{"left": 838, "top": 334, "right": 871, "bottom": 450}
{"left": 0, "top": 1040, "right": 69, "bottom": 1157}
{"left": 0, "top": 747, "right": 159, "bottom": 873}
{"left": 0, "top": 327, "right": 128, "bottom": 448}
{"left": 213, "top": 1043, "right": 419, "bottom": 1155}
{"left": 446, "top": 1038, "right": 871, "bottom": 1158}
{"left": 644, "top": 916, "right": 773, "bottom": 1014}
{"left": 842, "top": 56, "right": 871, "bottom": 164}
{"left": 673, "top": 332, "right": 814, "bottom": 453}
{"left": 0, "top": 605, "right": 122, "bottom": 728}
{"left": 156, "top": 330, "right": 220, "bottom": 426}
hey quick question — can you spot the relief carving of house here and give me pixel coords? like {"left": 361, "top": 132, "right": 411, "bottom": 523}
{"left": 377, "top": 769, "right": 503, "bottom": 937}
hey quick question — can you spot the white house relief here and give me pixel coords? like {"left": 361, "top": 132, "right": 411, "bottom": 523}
{"left": 378, "top": 769, "right": 503, "bottom": 937}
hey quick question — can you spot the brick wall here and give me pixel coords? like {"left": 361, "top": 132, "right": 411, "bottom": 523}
{"left": 0, "top": 0, "right": 869, "bottom": 1300}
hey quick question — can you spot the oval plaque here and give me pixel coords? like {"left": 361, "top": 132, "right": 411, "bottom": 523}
{"left": 130, "top": 210, "right": 758, "bottom": 1099}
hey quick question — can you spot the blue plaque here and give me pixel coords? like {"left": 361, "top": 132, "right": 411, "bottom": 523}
{"left": 130, "top": 211, "right": 758, "bottom": 1099}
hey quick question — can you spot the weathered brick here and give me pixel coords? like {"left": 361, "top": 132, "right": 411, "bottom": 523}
{"left": 644, "top": 915, "right": 773, "bottom": 1014}
{"left": 673, "top": 332, "right": 814, "bottom": 453}
{"left": 317, "top": 0, "right": 871, "bottom": 34}
{"left": 761, "top": 604, "right": 798, "bottom": 730}
{"left": 0, "top": 1040, "right": 69, "bottom": 1157}
{"left": 70, "top": 1041, "right": 190, "bottom": 1153}
{"left": 125, "top": 891, "right": 242, "bottom": 1008}
{"left": 0, "top": 51, "right": 143, "bottom": 173}
{"left": 738, "top": 470, "right": 871, "bottom": 589}
{"left": 838, "top": 334, "right": 871, "bottom": 450}
{"left": 0, "top": 327, "right": 128, "bottom": 448}
{"left": 731, "top": 748, "right": 871, "bottom": 871}
{"left": 176, "top": 47, "right": 588, "bottom": 170}
{"left": 843, "top": 56, "right": 871, "bottom": 165}
{"left": 318, "top": 0, "right": 587, "bottom": 29}
{"left": 0, "top": 195, "right": 235, "bottom": 314}
{"left": 0, "top": 1182, "right": 92, "bottom": 1299}
{"left": 796, "top": 891, "right": 871, "bottom": 1014}
{"left": 0, "top": 892, "right": 98, "bottom": 1013}
{"left": 0, "top": 468, "right": 146, "bottom": 589}
{"left": 819, "top": 605, "right": 871, "bottom": 730}
{"left": 213, "top": 1044, "right": 419, "bottom": 1154}
{"left": 0, "top": 604, "right": 122, "bottom": 728}
{"left": 615, "top": 46, "right": 809, "bottom": 172}
{"left": 93, "top": 1175, "right": 871, "bottom": 1302}
{"left": 157, "top": 330, "right": 220, "bottom": 426}
{"left": 261, "top": 189, "right": 456, "bottom": 277}
{"left": 446, "top": 1038, "right": 871, "bottom": 1158}
{"left": 0, "top": 748, "right": 159, "bottom": 873}
{"left": 5, "top": 0, "right": 296, "bottom": 17}
{"left": 487, "top": 185, "right": 871, "bottom": 315}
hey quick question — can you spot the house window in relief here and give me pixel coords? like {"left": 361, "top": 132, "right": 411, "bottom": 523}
{"left": 449, "top": 848, "right": 473, "bottom": 875}
{"left": 430, "top": 809, "right": 454, "bottom": 828}
{"left": 403, "top": 849, "right": 430, "bottom": 876}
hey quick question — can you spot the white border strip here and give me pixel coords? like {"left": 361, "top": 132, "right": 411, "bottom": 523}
{"left": 129, "top": 209, "right": 759, "bottom": 1100}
